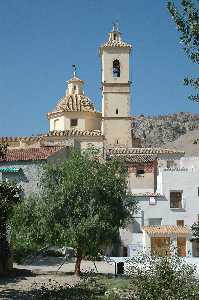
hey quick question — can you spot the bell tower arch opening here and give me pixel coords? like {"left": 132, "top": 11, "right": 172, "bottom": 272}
{"left": 113, "top": 59, "right": 120, "bottom": 77}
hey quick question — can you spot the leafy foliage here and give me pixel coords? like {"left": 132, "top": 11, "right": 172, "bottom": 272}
{"left": 11, "top": 148, "right": 137, "bottom": 275}
{"left": 168, "top": 0, "right": 199, "bottom": 101}
{"left": 0, "top": 181, "right": 22, "bottom": 273}
{"left": 0, "top": 142, "right": 8, "bottom": 159}
{"left": 127, "top": 253, "right": 199, "bottom": 299}
{"left": 11, "top": 194, "right": 46, "bottom": 261}
{"left": 191, "top": 219, "right": 199, "bottom": 240}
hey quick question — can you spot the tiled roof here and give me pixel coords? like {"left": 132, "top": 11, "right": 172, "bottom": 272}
{"left": 0, "top": 129, "right": 103, "bottom": 142}
{"left": 142, "top": 225, "right": 191, "bottom": 236}
{"left": 0, "top": 136, "right": 41, "bottom": 142}
{"left": 115, "top": 154, "right": 156, "bottom": 163}
{"left": 101, "top": 40, "right": 132, "bottom": 49}
{"left": 48, "top": 94, "right": 96, "bottom": 114}
{"left": 67, "top": 76, "right": 84, "bottom": 83}
{"left": 131, "top": 192, "right": 163, "bottom": 197}
{"left": 0, "top": 147, "right": 63, "bottom": 162}
{"left": 47, "top": 129, "right": 103, "bottom": 137}
{"left": 108, "top": 147, "right": 185, "bottom": 155}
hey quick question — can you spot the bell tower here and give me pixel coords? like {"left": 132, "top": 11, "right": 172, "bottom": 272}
{"left": 100, "top": 24, "right": 132, "bottom": 147}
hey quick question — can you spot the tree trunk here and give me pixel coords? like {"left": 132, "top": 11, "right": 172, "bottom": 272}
{"left": 0, "top": 222, "right": 11, "bottom": 275}
{"left": 74, "top": 249, "right": 82, "bottom": 276}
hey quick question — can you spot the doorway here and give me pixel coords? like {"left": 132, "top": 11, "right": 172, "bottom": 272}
{"left": 177, "top": 237, "right": 186, "bottom": 257}
{"left": 151, "top": 237, "right": 170, "bottom": 256}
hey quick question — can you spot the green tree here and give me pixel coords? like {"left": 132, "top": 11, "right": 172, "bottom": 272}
{"left": 12, "top": 149, "right": 137, "bottom": 276}
{"left": 0, "top": 181, "right": 22, "bottom": 274}
{"left": 168, "top": 0, "right": 199, "bottom": 101}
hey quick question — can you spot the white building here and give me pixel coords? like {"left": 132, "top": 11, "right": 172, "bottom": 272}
{"left": 119, "top": 155, "right": 199, "bottom": 258}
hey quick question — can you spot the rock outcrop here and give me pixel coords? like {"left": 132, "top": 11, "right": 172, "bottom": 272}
{"left": 132, "top": 112, "right": 199, "bottom": 147}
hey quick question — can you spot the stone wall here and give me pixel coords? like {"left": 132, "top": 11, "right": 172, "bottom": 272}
{"left": 0, "top": 161, "right": 44, "bottom": 196}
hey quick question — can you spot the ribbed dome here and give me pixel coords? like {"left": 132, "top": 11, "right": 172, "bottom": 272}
{"left": 55, "top": 94, "right": 96, "bottom": 112}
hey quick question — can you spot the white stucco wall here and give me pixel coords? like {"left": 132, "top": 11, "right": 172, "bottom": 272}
{"left": 120, "top": 156, "right": 199, "bottom": 257}
{"left": 49, "top": 112, "right": 101, "bottom": 132}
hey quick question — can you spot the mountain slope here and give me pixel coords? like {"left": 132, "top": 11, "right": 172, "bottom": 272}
{"left": 132, "top": 112, "right": 199, "bottom": 148}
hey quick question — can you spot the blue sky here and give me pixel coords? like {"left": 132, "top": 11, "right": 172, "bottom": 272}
{"left": 0, "top": 0, "right": 198, "bottom": 136}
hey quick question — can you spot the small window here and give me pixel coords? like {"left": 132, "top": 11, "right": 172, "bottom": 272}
{"left": 123, "top": 246, "right": 128, "bottom": 257}
{"left": 54, "top": 119, "right": 59, "bottom": 130}
{"left": 116, "top": 139, "right": 119, "bottom": 145}
{"left": 74, "top": 85, "right": 76, "bottom": 91}
{"left": 149, "top": 197, "right": 156, "bottom": 205}
{"left": 113, "top": 59, "right": 120, "bottom": 77}
{"left": 170, "top": 191, "right": 182, "bottom": 209}
{"left": 148, "top": 218, "right": 162, "bottom": 226}
{"left": 177, "top": 220, "right": 184, "bottom": 226}
{"left": 132, "top": 220, "right": 142, "bottom": 233}
{"left": 70, "top": 119, "right": 78, "bottom": 127}
{"left": 136, "top": 169, "right": 145, "bottom": 177}
{"left": 198, "top": 187, "right": 199, "bottom": 197}
{"left": 116, "top": 108, "right": 118, "bottom": 115}
{"left": 113, "top": 33, "right": 117, "bottom": 40}
{"left": 167, "top": 160, "right": 175, "bottom": 168}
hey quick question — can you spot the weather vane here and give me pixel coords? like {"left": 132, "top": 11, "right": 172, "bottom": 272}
{"left": 72, "top": 64, "right": 77, "bottom": 77}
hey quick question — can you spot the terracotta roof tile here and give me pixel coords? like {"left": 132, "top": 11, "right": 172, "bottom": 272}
{"left": 0, "top": 147, "right": 63, "bottom": 162}
{"left": 143, "top": 225, "right": 191, "bottom": 236}
{"left": 108, "top": 147, "right": 185, "bottom": 155}
{"left": 0, "top": 129, "right": 103, "bottom": 142}
{"left": 131, "top": 192, "right": 162, "bottom": 197}
{"left": 47, "top": 129, "right": 103, "bottom": 137}
{"left": 115, "top": 154, "right": 156, "bottom": 163}
{"left": 48, "top": 94, "right": 96, "bottom": 115}
{"left": 0, "top": 136, "right": 42, "bottom": 142}
{"left": 101, "top": 40, "right": 132, "bottom": 49}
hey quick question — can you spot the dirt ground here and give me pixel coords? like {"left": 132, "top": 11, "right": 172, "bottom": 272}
{"left": 0, "top": 259, "right": 115, "bottom": 299}
{"left": 0, "top": 272, "right": 80, "bottom": 300}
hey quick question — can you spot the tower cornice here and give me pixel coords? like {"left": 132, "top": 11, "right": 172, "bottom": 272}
{"left": 102, "top": 82, "right": 132, "bottom": 87}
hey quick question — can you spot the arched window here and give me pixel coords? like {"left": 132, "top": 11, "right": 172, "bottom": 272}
{"left": 113, "top": 59, "right": 120, "bottom": 77}
{"left": 113, "top": 33, "right": 117, "bottom": 40}
{"left": 116, "top": 108, "right": 118, "bottom": 115}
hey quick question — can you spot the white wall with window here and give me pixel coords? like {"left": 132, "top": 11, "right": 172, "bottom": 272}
{"left": 120, "top": 156, "right": 199, "bottom": 257}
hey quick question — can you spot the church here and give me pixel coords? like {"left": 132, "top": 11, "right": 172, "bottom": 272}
{"left": 1, "top": 25, "right": 199, "bottom": 258}
{"left": 0, "top": 24, "right": 135, "bottom": 149}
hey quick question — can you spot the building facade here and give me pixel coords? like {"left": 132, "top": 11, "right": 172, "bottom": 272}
{"left": 119, "top": 155, "right": 199, "bottom": 257}
{"left": 0, "top": 147, "right": 69, "bottom": 196}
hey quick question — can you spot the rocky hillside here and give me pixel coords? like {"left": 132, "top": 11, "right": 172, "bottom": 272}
{"left": 132, "top": 112, "right": 199, "bottom": 147}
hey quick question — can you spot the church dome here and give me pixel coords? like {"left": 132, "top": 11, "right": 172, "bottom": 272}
{"left": 55, "top": 94, "right": 96, "bottom": 112}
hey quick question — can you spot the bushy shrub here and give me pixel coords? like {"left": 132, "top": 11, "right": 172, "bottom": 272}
{"left": 127, "top": 253, "right": 199, "bottom": 300}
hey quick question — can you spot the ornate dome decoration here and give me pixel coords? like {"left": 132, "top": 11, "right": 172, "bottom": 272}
{"left": 48, "top": 65, "right": 97, "bottom": 115}
{"left": 55, "top": 94, "right": 96, "bottom": 112}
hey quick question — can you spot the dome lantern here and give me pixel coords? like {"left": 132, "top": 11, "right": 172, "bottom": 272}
{"left": 66, "top": 65, "right": 84, "bottom": 95}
